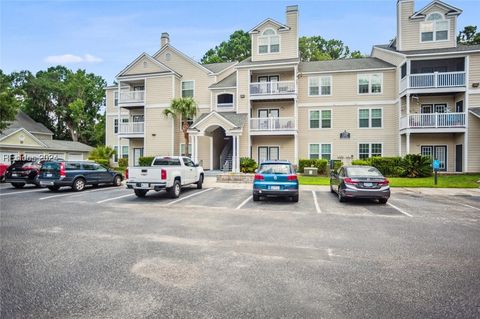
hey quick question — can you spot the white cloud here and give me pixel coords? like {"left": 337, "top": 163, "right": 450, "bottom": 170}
{"left": 44, "top": 54, "right": 103, "bottom": 64}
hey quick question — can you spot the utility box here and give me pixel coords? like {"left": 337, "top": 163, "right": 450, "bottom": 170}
{"left": 304, "top": 167, "right": 318, "bottom": 176}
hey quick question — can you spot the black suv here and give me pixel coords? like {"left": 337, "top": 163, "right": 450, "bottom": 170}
{"left": 4, "top": 159, "right": 45, "bottom": 188}
{"left": 38, "top": 161, "right": 123, "bottom": 191}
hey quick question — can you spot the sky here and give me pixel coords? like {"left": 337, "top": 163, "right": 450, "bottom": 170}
{"left": 1, "top": 0, "right": 479, "bottom": 85}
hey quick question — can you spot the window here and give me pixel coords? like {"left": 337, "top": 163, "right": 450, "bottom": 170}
{"left": 258, "top": 29, "right": 280, "bottom": 54}
{"left": 114, "top": 118, "right": 129, "bottom": 134}
{"left": 358, "top": 74, "right": 383, "bottom": 94}
{"left": 358, "top": 143, "right": 382, "bottom": 159}
{"left": 258, "top": 146, "right": 279, "bottom": 163}
{"left": 182, "top": 81, "right": 194, "bottom": 98}
{"left": 309, "top": 110, "right": 332, "bottom": 129}
{"left": 122, "top": 146, "right": 129, "bottom": 159}
{"left": 401, "top": 63, "right": 407, "bottom": 79}
{"left": 308, "top": 76, "right": 331, "bottom": 96}
{"left": 183, "top": 157, "right": 195, "bottom": 167}
{"left": 114, "top": 91, "right": 118, "bottom": 106}
{"left": 358, "top": 108, "right": 382, "bottom": 128}
{"left": 309, "top": 144, "right": 332, "bottom": 160}
{"left": 217, "top": 93, "right": 234, "bottom": 108}
{"left": 180, "top": 143, "right": 192, "bottom": 156}
{"left": 421, "top": 12, "right": 449, "bottom": 42}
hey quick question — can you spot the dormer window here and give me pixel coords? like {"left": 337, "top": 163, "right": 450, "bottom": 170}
{"left": 421, "top": 12, "right": 449, "bottom": 42}
{"left": 258, "top": 29, "right": 280, "bottom": 54}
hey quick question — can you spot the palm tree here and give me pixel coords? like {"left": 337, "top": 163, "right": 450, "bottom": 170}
{"left": 163, "top": 97, "right": 198, "bottom": 157}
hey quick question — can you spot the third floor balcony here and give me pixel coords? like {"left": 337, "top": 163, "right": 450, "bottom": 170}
{"left": 400, "top": 71, "right": 465, "bottom": 92}
{"left": 250, "top": 117, "right": 296, "bottom": 135}
{"left": 249, "top": 81, "right": 296, "bottom": 100}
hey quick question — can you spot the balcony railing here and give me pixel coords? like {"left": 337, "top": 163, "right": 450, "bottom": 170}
{"left": 400, "top": 113, "right": 466, "bottom": 130}
{"left": 400, "top": 71, "right": 465, "bottom": 91}
{"left": 250, "top": 117, "right": 296, "bottom": 131}
{"left": 250, "top": 81, "right": 296, "bottom": 96}
{"left": 118, "top": 122, "right": 144, "bottom": 135}
{"left": 118, "top": 91, "right": 145, "bottom": 104}
{"left": 217, "top": 103, "right": 234, "bottom": 109}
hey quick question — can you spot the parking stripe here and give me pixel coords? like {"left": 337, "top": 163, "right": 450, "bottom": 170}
{"left": 236, "top": 195, "right": 252, "bottom": 210}
{"left": 0, "top": 189, "right": 47, "bottom": 196}
{"left": 165, "top": 188, "right": 213, "bottom": 206}
{"left": 462, "top": 203, "right": 480, "bottom": 212}
{"left": 311, "top": 191, "right": 322, "bottom": 214}
{"left": 97, "top": 193, "right": 135, "bottom": 204}
{"left": 387, "top": 202, "right": 413, "bottom": 217}
{"left": 39, "top": 187, "right": 123, "bottom": 200}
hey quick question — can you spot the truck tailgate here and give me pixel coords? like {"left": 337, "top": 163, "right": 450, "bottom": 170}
{"left": 127, "top": 167, "right": 164, "bottom": 183}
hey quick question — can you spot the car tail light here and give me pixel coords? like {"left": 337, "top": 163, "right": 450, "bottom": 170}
{"left": 254, "top": 174, "right": 264, "bottom": 181}
{"left": 161, "top": 169, "right": 167, "bottom": 180}
{"left": 378, "top": 179, "right": 389, "bottom": 186}
{"left": 344, "top": 177, "right": 359, "bottom": 185}
{"left": 125, "top": 168, "right": 129, "bottom": 179}
{"left": 287, "top": 175, "right": 297, "bottom": 181}
{"left": 59, "top": 163, "right": 66, "bottom": 177}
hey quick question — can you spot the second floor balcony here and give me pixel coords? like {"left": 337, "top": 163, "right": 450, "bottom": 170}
{"left": 400, "top": 113, "right": 466, "bottom": 132}
{"left": 116, "top": 91, "right": 145, "bottom": 107}
{"left": 249, "top": 81, "right": 296, "bottom": 100}
{"left": 250, "top": 117, "right": 296, "bottom": 135}
{"left": 400, "top": 71, "right": 466, "bottom": 92}
{"left": 118, "top": 122, "right": 144, "bottom": 137}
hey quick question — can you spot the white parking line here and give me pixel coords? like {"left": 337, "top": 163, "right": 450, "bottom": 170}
{"left": 39, "top": 187, "right": 122, "bottom": 201}
{"left": 462, "top": 203, "right": 480, "bottom": 212}
{"left": 165, "top": 188, "right": 214, "bottom": 206}
{"left": 0, "top": 188, "right": 46, "bottom": 196}
{"left": 236, "top": 195, "right": 253, "bottom": 210}
{"left": 311, "top": 190, "right": 322, "bottom": 214}
{"left": 387, "top": 202, "right": 413, "bottom": 217}
{"left": 97, "top": 193, "right": 135, "bottom": 204}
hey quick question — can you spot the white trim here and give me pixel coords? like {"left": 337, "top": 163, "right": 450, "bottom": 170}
{"left": 210, "top": 138, "right": 213, "bottom": 170}
{"left": 410, "top": 1, "right": 462, "bottom": 19}
{"left": 0, "top": 128, "right": 48, "bottom": 147}
{"left": 465, "top": 55, "right": 469, "bottom": 172}
{"left": 300, "top": 67, "right": 395, "bottom": 75}
{"left": 357, "top": 73, "right": 383, "bottom": 95}
{"left": 308, "top": 75, "right": 332, "bottom": 97}
{"left": 308, "top": 109, "right": 333, "bottom": 130}
{"left": 214, "top": 92, "right": 235, "bottom": 111}
{"left": 207, "top": 61, "right": 238, "bottom": 76}
{"left": 257, "top": 145, "right": 281, "bottom": 163}
{"left": 308, "top": 143, "right": 332, "bottom": 161}
{"left": 357, "top": 142, "right": 384, "bottom": 159}
{"left": 358, "top": 107, "right": 384, "bottom": 129}
{"left": 248, "top": 18, "right": 290, "bottom": 34}
{"left": 190, "top": 111, "right": 237, "bottom": 131}
{"left": 116, "top": 52, "right": 176, "bottom": 78}
{"left": 235, "top": 61, "right": 299, "bottom": 69}
{"left": 298, "top": 99, "right": 398, "bottom": 107}
{"left": 210, "top": 86, "right": 237, "bottom": 90}
{"left": 419, "top": 13, "right": 450, "bottom": 44}
{"left": 372, "top": 46, "right": 406, "bottom": 58}
{"left": 419, "top": 144, "right": 449, "bottom": 171}
{"left": 153, "top": 45, "right": 213, "bottom": 74}
{"left": 257, "top": 28, "right": 281, "bottom": 55}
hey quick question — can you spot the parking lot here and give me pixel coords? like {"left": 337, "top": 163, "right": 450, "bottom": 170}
{"left": 1, "top": 181, "right": 480, "bottom": 318}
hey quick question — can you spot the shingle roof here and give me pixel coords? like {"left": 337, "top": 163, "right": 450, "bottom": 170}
{"left": 201, "top": 62, "right": 237, "bottom": 73}
{"left": 236, "top": 57, "right": 300, "bottom": 67}
{"left": 209, "top": 72, "right": 237, "bottom": 89}
{"left": 374, "top": 44, "right": 480, "bottom": 56}
{"left": 42, "top": 140, "right": 93, "bottom": 152}
{"left": 191, "top": 111, "right": 246, "bottom": 129}
{"left": 6, "top": 111, "right": 53, "bottom": 135}
{"left": 299, "top": 58, "right": 395, "bottom": 73}
{"left": 469, "top": 107, "right": 480, "bottom": 119}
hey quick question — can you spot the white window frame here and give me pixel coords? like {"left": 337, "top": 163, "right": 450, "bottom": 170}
{"left": 308, "top": 76, "right": 332, "bottom": 97}
{"left": 121, "top": 145, "right": 129, "bottom": 159}
{"left": 358, "top": 107, "right": 383, "bottom": 129}
{"left": 257, "top": 146, "right": 280, "bottom": 162}
{"left": 420, "top": 12, "right": 450, "bottom": 43}
{"left": 181, "top": 80, "right": 195, "bottom": 98}
{"left": 309, "top": 109, "right": 333, "bottom": 129}
{"left": 179, "top": 143, "right": 193, "bottom": 156}
{"left": 308, "top": 143, "right": 332, "bottom": 160}
{"left": 357, "top": 73, "right": 383, "bottom": 95}
{"left": 357, "top": 142, "right": 383, "bottom": 159}
{"left": 258, "top": 28, "right": 281, "bottom": 55}
{"left": 114, "top": 118, "right": 129, "bottom": 134}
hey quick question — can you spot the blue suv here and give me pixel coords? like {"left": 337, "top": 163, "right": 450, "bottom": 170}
{"left": 253, "top": 161, "right": 299, "bottom": 202}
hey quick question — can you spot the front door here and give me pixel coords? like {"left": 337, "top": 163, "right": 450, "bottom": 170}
{"left": 456, "top": 101, "right": 464, "bottom": 113}
{"left": 421, "top": 145, "right": 447, "bottom": 171}
{"left": 455, "top": 144, "right": 463, "bottom": 172}
{"left": 133, "top": 148, "right": 144, "bottom": 166}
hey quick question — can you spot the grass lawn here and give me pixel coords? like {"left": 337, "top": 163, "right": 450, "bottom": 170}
{"left": 298, "top": 174, "right": 480, "bottom": 188}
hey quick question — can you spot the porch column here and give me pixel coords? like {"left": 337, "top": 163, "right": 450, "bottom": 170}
{"left": 406, "top": 133, "right": 410, "bottom": 154}
{"left": 406, "top": 93, "right": 410, "bottom": 116}
{"left": 117, "top": 80, "right": 121, "bottom": 164}
{"left": 191, "top": 135, "right": 196, "bottom": 161}
{"left": 236, "top": 135, "right": 240, "bottom": 173}
{"left": 231, "top": 135, "right": 237, "bottom": 172}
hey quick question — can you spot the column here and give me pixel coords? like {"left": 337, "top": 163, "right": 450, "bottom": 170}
{"left": 406, "top": 133, "right": 410, "bottom": 155}
{"left": 231, "top": 136, "right": 236, "bottom": 172}
{"left": 117, "top": 80, "right": 121, "bottom": 163}
{"left": 236, "top": 135, "right": 240, "bottom": 173}
{"left": 195, "top": 136, "right": 199, "bottom": 164}
{"left": 190, "top": 135, "right": 196, "bottom": 161}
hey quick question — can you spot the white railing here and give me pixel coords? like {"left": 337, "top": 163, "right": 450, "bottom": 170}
{"left": 250, "top": 81, "right": 296, "bottom": 96}
{"left": 400, "top": 113, "right": 466, "bottom": 129}
{"left": 119, "top": 91, "right": 145, "bottom": 103}
{"left": 217, "top": 103, "right": 234, "bottom": 109}
{"left": 250, "top": 117, "right": 296, "bottom": 131}
{"left": 118, "top": 122, "right": 144, "bottom": 134}
{"left": 408, "top": 72, "right": 465, "bottom": 89}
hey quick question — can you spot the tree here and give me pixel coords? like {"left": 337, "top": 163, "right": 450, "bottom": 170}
{"left": 0, "top": 70, "right": 20, "bottom": 132}
{"left": 162, "top": 97, "right": 198, "bottom": 157}
{"left": 458, "top": 25, "right": 480, "bottom": 45}
{"left": 88, "top": 145, "right": 116, "bottom": 167}
{"left": 201, "top": 30, "right": 251, "bottom": 64}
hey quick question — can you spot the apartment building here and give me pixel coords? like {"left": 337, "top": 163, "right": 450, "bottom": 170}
{"left": 105, "top": 0, "right": 480, "bottom": 173}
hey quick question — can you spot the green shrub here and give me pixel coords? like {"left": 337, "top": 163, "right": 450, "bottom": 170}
{"left": 351, "top": 159, "right": 369, "bottom": 166}
{"left": 118, "top": 157, "right": 128, "bottom": 169}
{"left": 401, "top": 154, "right": 433, "bottom": 177}
{"left": 332, "top": 160, "right": 343, "bottom": 174}
{"left": 138, "top": 156, "right": 155, "bottom": 166}
{"left": 298, "top": 159, "right": 328, "bottom": 175}
{"left": 240, "top": 157, "right": 257, "bottom": 173}
{"left": 368, "top": 157, "right": 403, "bottom": 177}
{"left": 93, "top": 159, "right": 110, "bottom": 167}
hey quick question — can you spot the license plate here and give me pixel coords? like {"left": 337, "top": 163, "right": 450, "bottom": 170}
{"left": 270, "top": 186, "right": 280, "bottom": 190}
{"left": 141, "top": 183, "right": 149, "bottom": 188}
{"left": 41, "top": 181, "right": 54, "bottom": 186}
{"left": 46, "top": 173, "right": 53, "bottom": 177}
{"left": 12, "top": 173, "right": 18, "bottom": 177}
{"left": 364, "top": 182, "right": 373, "bottom": 187}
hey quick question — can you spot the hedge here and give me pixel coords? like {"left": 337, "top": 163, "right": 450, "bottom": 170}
{"left": 298, "top": 159, "right": 328, "bottom": 174}
{"left": 118, "top": 158, "right": 128, "bottom": 169}
{"left": 138, "top": 156, "right": 155, "bottom": 166}
{"left": 351, "top": 155, "right": 432, "bottom": 177}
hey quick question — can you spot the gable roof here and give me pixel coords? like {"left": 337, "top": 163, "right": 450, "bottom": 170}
{"left": 153, "top": 44, "right": 213, "bottom": 74}
{"left": 469, "top": 107, "right": 480, "bottom": 119}
{"left": 0, "top": 128, "right": 48, "bottom": 147}
{"left": 190, "top": 111, "right": 246, "bottom": 131}
{"left": 4, "top": 111, "right": 53, "bottom": 135}
{"left": 209, "top": 72, "right": 237, "bottom": 89}
{"left": 299, "top": 58, "right": 395, "bottom": 73}
{"left": 201, "top": 62, "right": 237, "bottom": 74}
{"left": 249, "top": 18, "right": 290, "bottom": 34}
{"left": 42, "top": 140, "right": 93, "bottom": 152}
{"left": 374, "top": 43, "right": 480, "bottom": 56}
{"left": 410, "top": 0, "right": 462, "bottom": 19}
{"left": 116, "top": 52, "right": 175, "bottom": 78}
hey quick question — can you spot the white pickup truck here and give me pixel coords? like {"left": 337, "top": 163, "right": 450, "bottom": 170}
{"left": 125, "top": 156, "right": 204, "bottom": 198}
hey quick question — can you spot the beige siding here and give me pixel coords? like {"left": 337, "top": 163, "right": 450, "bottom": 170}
{"left": 145, "top": 76, "right": 173, "bottom": 105}
{"left": 251, "top": 70, "right": 294, "bottom": 82}
{"left": 251, "top": 101, "right": 294, "bottom": 117}
{"left": 212, "top": 88, "right": 236, "bottom": 111}
{"left": 105, "top": 88, "right": 116, "bottom": 113}
{"left": 237, "top": 68, "right": 250, "bottom": 114}
{"left": 408, "top": 133, "right": 460, "bottom": 172}
{"left": 0, "top": 131, "right": 43, "bottom": 147}
{"left": 251, "top": 136, "right": 295, "bottom": 163}
{"left": 469, "top": 53, "right": 480, "bottom": 87}
{"left": 32, "top": 133, "right": 53, "bottom": 140}
{"left": 297, "top": 70, "right": 396, "bottom": 103}
{"left": 467, "top": 114, "right": 480, "bottom": 172}
{"left": 123, "top": 56, "right": 169, "bottom": 76}
{"left": 144, "top": 108, "right": 174, "bottom": 157}
{"left": 197, "top": 136, "right": 210, "bottom": 168}
{"left": 239, "top": 122, "right": 249, "bottom": 158}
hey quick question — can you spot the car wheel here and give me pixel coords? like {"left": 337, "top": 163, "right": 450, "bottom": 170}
{"left": 72, "top": 178, "right": 86, "bottom": 192}
{"left": 196, "top": 174, "right": 203, "bottom": 189}
{"left": 134, "top": 189, "right": 148, "bottom": 198}
{"left": 338, "top": 187, "right": 346, "bottom": 202}
{"left": 47, "top": 186, "right": 60, "bottom": 191}
{"left": 292, "top": 195, "right": 299, "bottom": 202}
{"left": 379, "top": 198, "right": 388, "bottom": 204}
{"left": 11, "top": 183, "right": 24, "bottom": 189}
{"left": 168, "top": 180, "right": 181, "bottom": 198}
{"left": 113, "top": 175, "right": 122, "bottom": 186}
{"left": 253, "top": 194, "right": 260, "bottom": 202}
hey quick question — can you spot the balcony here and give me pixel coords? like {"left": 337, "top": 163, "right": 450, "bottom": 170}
{"left": 400, "top": 72, "right": 465, "bottom": 92}
{"left": 118, "top": 122, "right": 144, "bottom": 137}
{"left": 250, "top": 117, "right": 296, "bottom": 135}
{"left": 249, "top": 81, "right": 296, "bottom": 100}
{"left": 117, "top": 91, "right": 145, "bottom": 107}
{"left": 400, "top": 113, "right": 466, "bottom": 132}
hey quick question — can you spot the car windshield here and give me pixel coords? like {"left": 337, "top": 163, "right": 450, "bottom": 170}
{"left": 347, "top": 167, "right": 383, "bottom": 178}
{"left": 153, "top": 158, "right": 181, "bottom": 166}
{"left": 41, "top": 162, "right": 59, "bottom": 171}
{"left": 258, "top": 164, "right": 292, "bottom": 175}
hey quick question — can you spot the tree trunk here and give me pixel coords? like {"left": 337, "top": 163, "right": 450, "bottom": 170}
{"left": 182, "top": 120, "right": 190, "bottom": 157}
